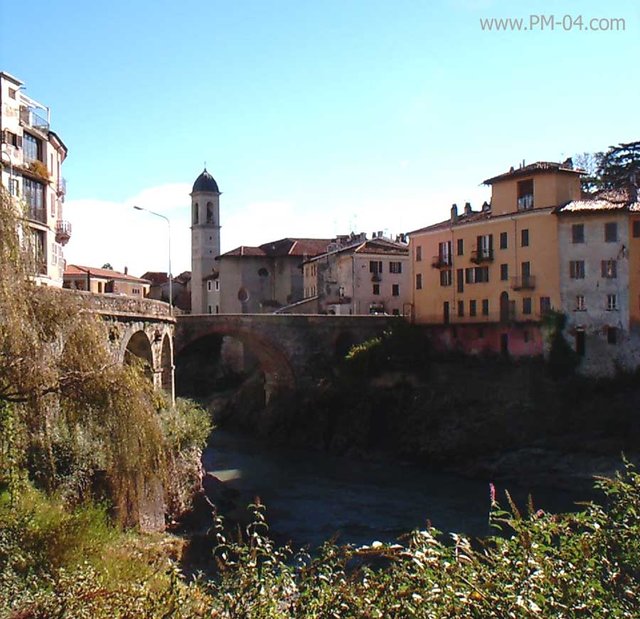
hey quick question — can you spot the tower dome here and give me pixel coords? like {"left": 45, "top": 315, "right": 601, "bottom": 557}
{"left": 192, "top": 168, "right": 219, "bottom": 193}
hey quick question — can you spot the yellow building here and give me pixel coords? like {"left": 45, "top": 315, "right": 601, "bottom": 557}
{"left": 410, "top": 161, "right": 582, "bottom": 355}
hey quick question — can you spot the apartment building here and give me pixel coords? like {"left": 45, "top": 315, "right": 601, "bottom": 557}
{"left": 0, "top": 72, "right": 70, "bottom": 286}
{"left": 556, "top": 187, "right": 640, "bottom": 373}
{"left": 301, "top": 234, "right": 411, "bottom": 315}
{"left": 63, "top": 265, "right": 151, "bottom": 298}
{"left": 410, "top": 160, "right": 582, "bottom": 356}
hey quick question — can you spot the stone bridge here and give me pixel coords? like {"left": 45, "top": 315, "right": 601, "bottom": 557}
{"left": 61, "top": 289, "right": 176, "bottom": 397}
{"left": 175, "top": 314, "right": 399, "bottom": 399}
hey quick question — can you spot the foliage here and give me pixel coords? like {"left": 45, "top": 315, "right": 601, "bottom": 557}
{"left": 344, "top": 320, "right": 431, "bottom": 379}
{"left": 543, "top": 310, "right": 579, "bottom": 379}
{"left": 576, "top": 141, "right": 640, "bottom": 194}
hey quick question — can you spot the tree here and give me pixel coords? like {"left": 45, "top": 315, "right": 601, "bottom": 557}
{"left": 573, "top": 151, "right": 603, "bottom": 193}
{"left": 596, "top": 140, "right": 640, "bottom": 191}
{"left": 102, "top": 262, "right": 114, "bottom": 270}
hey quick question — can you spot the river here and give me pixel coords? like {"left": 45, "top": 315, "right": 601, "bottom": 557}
{"left": 202, "top": 430, "right": 589, "bottom": 549}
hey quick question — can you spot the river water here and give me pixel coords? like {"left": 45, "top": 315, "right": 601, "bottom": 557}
{"left": 202, "top": 430, "right": 588, "bottom": 550}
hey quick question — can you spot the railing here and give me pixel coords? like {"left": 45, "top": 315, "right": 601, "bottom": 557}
{"left": 57, "top": 178, "right": 67, "bottom": 197}
{"left": 19, "top": 105, "right": 50, "bottom": 132}
{"left": 517, "top": 194, "right": 534, "bottom": 210}
{"left": 431, "top": 255, "right": 452, "bottom": 269}
{"left": 55, "top": 220, "right": 72, "bottom": 245}
{"left": 511, "top": 275, "right": 536, "bottom": 290}
{"left": 371, "top": 273, "right": 382, "bottom": 282}
{"left": 470, "top": 248, "right": 494, "bottom": 264}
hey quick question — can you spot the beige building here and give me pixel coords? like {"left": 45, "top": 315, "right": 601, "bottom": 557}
{"left": 302, "top": 234, "right": 411, "bottom": 315}
{"left": 64, "top": 265, "right": 150, "bottom": 298}
{"left": 217, "top": 238, "right": 331, "bottom": 313}
{"left": 1, "top": 72, "right": 70, "bottom": 286}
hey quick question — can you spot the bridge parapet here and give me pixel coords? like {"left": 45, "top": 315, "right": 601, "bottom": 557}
{"left": 60, "top": 288, "right": 175, "bottom": 322}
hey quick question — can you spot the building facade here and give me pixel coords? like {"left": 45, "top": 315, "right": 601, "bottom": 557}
{"left": 556, "top": 188, "right": 640, "bottom": 373}
{"left": 216, "top": 238, "right": 331, "bottom": 314}
{"left": 64, "top": 265, "right": 151, "bottom": 298}
{"left": 410, "top": 160, "right": 582, "bottom": 356}
{"left": 302, "top": 234, "right": 411, "bottom": 315}
{"left": 0, "top": 72, "right": 70, "bottom": 286}
{"left": 190, "top": 169, "right": 221, "bottom": 314}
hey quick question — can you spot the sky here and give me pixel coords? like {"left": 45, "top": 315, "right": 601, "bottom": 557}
{"left": 1, "top": 0, "right": 638, "bottom": 276}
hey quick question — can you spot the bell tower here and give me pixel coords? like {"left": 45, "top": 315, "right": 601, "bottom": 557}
{"left": 190, "top": 168, "right": 221, "bottom": 313}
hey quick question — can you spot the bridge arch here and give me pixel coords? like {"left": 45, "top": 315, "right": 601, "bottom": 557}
{"left": 175, "top": 323, "right": 296, "bottom": 401}
{"left": 124, "top": 330, "right": 154, "bottom": 381}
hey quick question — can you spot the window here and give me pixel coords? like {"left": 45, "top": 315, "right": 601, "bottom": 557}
{"left": 499, "top": 232, "right": 508, "bottom": 249}
{"left": 208, "top": 305, "right": 212, "bottom": 314}
{"left": 457, "top": 268, "right": 464, "bottom": 293}
{"left": 540, "top": 296, "right": 551, "bottom": 314}
{"left": 575, "top": 295, "right": 586, "bottom": 311}
{"left": 392, "top": 284, "right": 400, "bottom": 296}
{"left": 607, "top": 294, "right": 618, "bottom": 311}
{"left": 607, "top": 326, "right": 618, "bottom": 345}
{"left": 457, "top": 238, "right": 464, "bottom": 256}
{"left": 569, "top": 260, "right": 585, "bottom": 279}
{"left": 522, "top": 297, "right": 532, "bottom": 315}
{"left": 521, "top": 229, "right": 529, "bottom": 247}
{"left": 440, "top": 270, "right": 452, "bottom": 287}
{"left": 481, "top": 299, "right": 489, "bottom": 316}
{"left": 416, "top": 245, "right": 422, "bottom": 261}
{"left": 476, "top": 234, "right": 493, "bottom": 260}
{"left": 438, "top": 241, "right": 452, "bottom": 265}
{"left": 23, "top": 133, "right": 43, "bottom": 163}
{"left": 389, "top": 261, "right": 402, "bottom": 274}
{"left": 193, "top": 202, "right": 199, "bottom": 224}
{"left": 369, "top": 260, "right": 383, "bottom": 273}
{"left": 97, "top": 282, "right": 103, "bottom": 293}
{"left": 601, "top": 259, "right": 617, "bottom": 279}
{"left": 517, "top": 179, "right": 534, "bottom": 210}
{"left": 572, "top": 224, "right": 585, "bottom": 243}
{"left": 206, "top": 201, "right": 214, "bottom": 224}
{"left": 372, "top": 284, "right": 380, "bottom": 295}
{"left": 466, "top": 267, "right": 489, "bottom": 284}
{"left": 416, "top": 273, "right": 422, "bottom": 289}
{"left": 604, "top": 222, "right": 618, "bottom": 242}
{"left": 500, "top": 264, "right": 508, "bottom": 281}
{"left": 9, "top": 178, "right": 19, "bottom": 197}
{"left": 215, "top": 280, "right": 220, "bottom": 291}
{"left": 633, "top": 220, "right": 640, "bottom": 238}
{"left": 24, "top": 178, "right": 45, "bottom": 221}
{"left": 576, "top": 330, "right": 585, "bottom": 356}
{"left": 8, "top": 87, "right": 16, "bottom": 99}
{"left": 469, "top": 300, "right": 477, "bottom": 317}
{"left": 458, "top": 300, "right": 464, "bottom": 317}
{"left": 521, "top": 261, "right": 531, "bottom": 278}
{"left": 207, "top": 281, "right": 212, "bottom": 291}
{"left": 215, "top": 305, "right": 220, "bottom": 314}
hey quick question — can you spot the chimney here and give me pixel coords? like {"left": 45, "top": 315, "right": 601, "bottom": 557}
{"left": 563, "top": 157, "right": 574, "bottom": 169}
{"left": 451, "top": 203, "right": 458, "bottom": 223}
{"left": 482, "top": 201, "right": 491, "bottom": 212}
{"left": 464, "top": 202, "right": 472, "bottom": 215}
{"left": 124, "top": 266, "right": 128, "bottom": 275}
{"left": 372, "top": 231, "right": 377, "bottom": 238}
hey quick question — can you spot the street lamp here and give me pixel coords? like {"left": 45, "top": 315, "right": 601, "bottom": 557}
{"left": 132, "top": 206, "right": 173, "bottom": 314}
{"left": 133, "top": 205, "right": 175, "bottom": 406}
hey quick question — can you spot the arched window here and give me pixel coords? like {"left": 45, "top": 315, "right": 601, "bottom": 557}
{"left": 193, "top": 202, "right": 199, "bottom": 225}
{"left": 206, "top": 201, "right": 214, "bottom": 224}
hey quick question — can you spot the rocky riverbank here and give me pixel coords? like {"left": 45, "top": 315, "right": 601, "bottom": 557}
{"left": 204, "top": 355, "right": 640, "bottom": 494}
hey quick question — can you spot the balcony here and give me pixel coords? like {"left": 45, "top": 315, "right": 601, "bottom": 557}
{"left": 517, "top": 194, "right": 534, "bottom": 210}
{"left": 431, "top": 255, "right": 452, "bottom": 269}
{"left": 371, "top": 272, "right": 382, "bottom": 282}
{"left": 19, "top": 105, "right": 49, "bottom": 133}
{"left": 470, "top": 248, "right": 494, "bottom": 264}
{"left": 57, "top": 178, "right": 67, "bottom": 198}
{"left": 511, "top": 275, "right": 536, "bottom": 290}
{"left": 55, "top": 220, "right": 72, "bottom": 246}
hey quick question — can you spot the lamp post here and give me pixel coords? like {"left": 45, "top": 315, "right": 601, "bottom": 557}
{"left": 133, "top": 205, "right": 175, "bottom": 406}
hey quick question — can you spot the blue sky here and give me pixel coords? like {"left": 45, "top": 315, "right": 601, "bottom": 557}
{"left": 2, "top": 0, "right": 638, "bottom": 275}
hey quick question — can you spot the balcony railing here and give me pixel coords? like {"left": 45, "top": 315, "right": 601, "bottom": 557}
{"left": 57, "top": 178, "right": 67, "bottom": 197}
{"left": 371, "top": 272, "right": 382, "bottom": 282}
{"left": 511, "top": 275, "right": 536, "bottom": 290}
{"left": 431, "top": 255, "right": 452, "bottom": 269}
{"left": 470, "top": 248, "right": 494, "bottom": 264}
{"left": 19, "top": 105, "right": 50, "bottom": 132}
{"left": 55, "top": 220, "right": 72, "bottom": 246}
{"left": 517, "top": 194, "right": 534, "bottom": 210}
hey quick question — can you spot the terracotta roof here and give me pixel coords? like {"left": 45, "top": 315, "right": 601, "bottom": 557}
{"left": 64, "top": 265, "right": 150, "bottom": 284}
{"left": 304, "top": 237, "right": 408, "bottom": 263}
{"left": 483, "top": 161, "right": 583, "bottom": 185}
{"left": 219, "top": 238, "right": 332, "bottom": 259}
{"left": 408, "top": 208, "right": 492, "bottom": 236}
{"left": 141, "top": 271, "right": 169, "bottom": 285}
